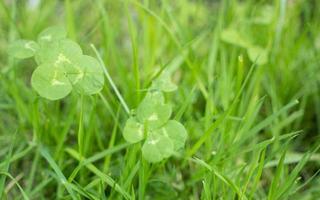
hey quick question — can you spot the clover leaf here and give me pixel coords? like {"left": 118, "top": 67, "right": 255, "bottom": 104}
{"left": 123, "top": 117, "right": 145, "bottom": 143}
{"left": 142, "top": 132, "right": 174, "bottom": 163}
{"left": 137, "top": 91, "right": 172, "bottom": 129}
{"left": 221, "top": 29, "right": 250, "bottom": 48}
{"left": 151, "top": 71, "right": 177, "bottom": 92}
{"left": 35, "top": 39, "right": 82, "bottom": 65}
{"left": 8, "top": 40, "right": 39, "bottom": 59}
{"left": 154, "top": 120, "right": 187, "bottom": 151}
{"left": 31, "top": 64, "right": 72, "bottom": 100}
{"left": 8, "top": 26, "right": 105, "bottom": 100}
{"left": 37, "top": 26, "right": 67, "bottom": 45}
{"left": 70, "top": 55, "right": 104, "bottom": 95}
{"left": 122, "top": 89, "right": 187, "bottom": 163}
{"left": 247, "top": 46, "right": 268, "bottom": 65}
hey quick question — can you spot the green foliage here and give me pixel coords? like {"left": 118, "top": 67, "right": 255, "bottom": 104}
{"left": 8, "top": 26, "right": 104, "bottom": 100}
{"left": 157, "top": 120, "right": 187, "bottom": 151}
{"left": 251, "top": 5, "right": 274, "bottom": 25}
{"left": 247, "top": 46, "right": 268, "bottom": 65}
{"left": 141, "top": 131, "right": 174, "bottom": 163}
{"left": 123, "top": 75, "right": 187, "bottom": 163}
{"left": 150, "top": 71, "right": 178, "bottom": 92}
{"left": 123, "top": 117, "right": 144, "bottom": 143}
{"left": 137, "top": 91, "right": 172, "bottom": 129}
{"left": 37, "top": 26, "right": 67, "bottom": 45}
{"left": 1, "top": 0, "right": 320, "bottom": 199}
{"left": 220, "top": 5, "right": 274, "bottom": 65}
{"left": 8, "top": 40, "right": 39, "bottom": 59}
{"left": 220, "top": 29, "right": 249, "bottom": 48}
{"left": 31, "top": 64, "right": 72, "bottom": 100}
{"left": 221, "top": 29, "right": 269, "bottom": 65}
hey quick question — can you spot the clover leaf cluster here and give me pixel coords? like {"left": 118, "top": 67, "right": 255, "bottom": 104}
{"left": 8, "top": 26, "right": 104, "bottom": 100}
{"left": 123, "top": 72, "right": 187, "bottom": 163}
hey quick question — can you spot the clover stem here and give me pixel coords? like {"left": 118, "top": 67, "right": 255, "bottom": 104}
{"left": 78, "top": 94, "right": 84, "bottom": 158}
{"left": 139, "top": 154, "right": 150, "bottom": 199}
{"left": 91, "top": 44, "right": 130, "bottom": 115}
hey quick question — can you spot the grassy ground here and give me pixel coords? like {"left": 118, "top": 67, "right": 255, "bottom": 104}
{"left": 0, "top": 0, "right": 320, "bottom": 199}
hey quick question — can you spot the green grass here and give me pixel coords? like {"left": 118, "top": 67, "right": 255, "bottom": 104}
{"left": 1, "top": 0, "right": 320, "bottom": 199}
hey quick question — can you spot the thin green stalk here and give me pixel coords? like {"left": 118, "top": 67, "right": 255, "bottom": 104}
{"left": 124, "top": 0, "right": 141, "bottom": 105}
{"left": 0, "top": 172, "right": 30, "bottom": 200}
{"left": 78, "top": 95, "right": 84, "bottom": 157}
{"left": 91, "top": 44, "right": 130, "bottom": 115}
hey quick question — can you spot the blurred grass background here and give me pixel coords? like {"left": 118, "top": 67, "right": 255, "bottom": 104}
{"left": 0, "top": 0, "right": 320, "bottom": 199}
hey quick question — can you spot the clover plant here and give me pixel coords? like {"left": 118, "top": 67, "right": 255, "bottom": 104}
{"left": 123, "top": 72, "right": 187, "bottom": 163}
{"left": 9, "top": 26, "right": 187, "bottom": 163}
{"left": 8, "top": 26, "right": 104, "bottom": 100}
{"left": 219, "top": 5, "right": 273, "bottom": 65}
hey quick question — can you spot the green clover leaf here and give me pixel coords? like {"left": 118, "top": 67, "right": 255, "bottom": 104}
{"left": 221, "top": 29, "right": 250, "bottom": 48}
{"left": 151, "top": 71, "right": 177, "bottom": 92}
{"left": 9, "top": 26, "right": 105, "bottom": 100}
{"left": 123, "top": 117, "right": 145, "bottom": 143}
{"left": 247, "top": 46, "right": 268, "bottom": 65}
{"left": 8, "top": 40, "right": 39, "bottom": 59}
{"left": 37, "top": 26, "right": 67, "bottom": 45}
{"left": 33, "top": 38, "right": 103, "bottom": 99}
{"left": 35, "top": 39, "right": 82, "bottom": 65}
{"left": 153, "top": 120, "right": 187, "bottom": 151}
{"left": 122, "top": 91, "right": 187, "bottom": 163}
{"left": 137, "top": 91, "right": 172, "bottom": 130}
{"left": 31, "top": 64, "right": 72, "bottom": 100}
{"left": 141, "top": 131, "right": 174, "bottom": 163}
{"left": 70, "top": 55, "right": 104, "bottom": 95}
